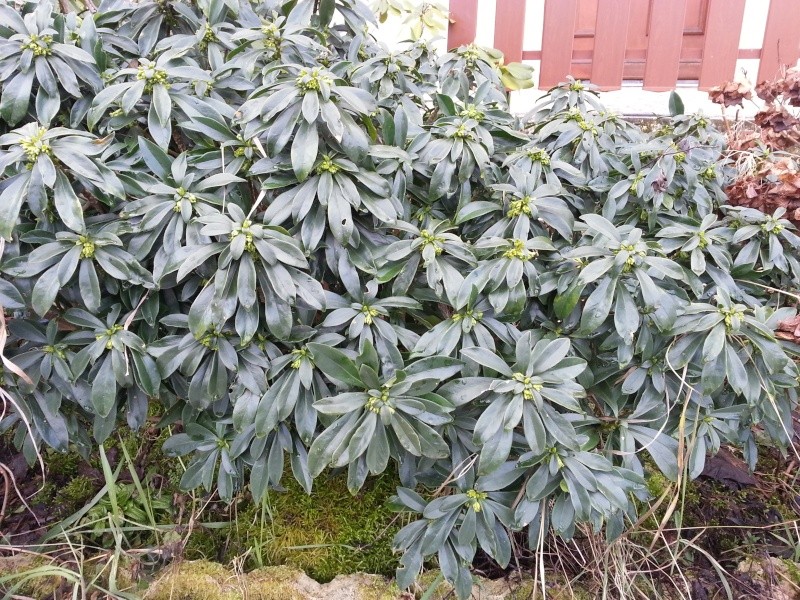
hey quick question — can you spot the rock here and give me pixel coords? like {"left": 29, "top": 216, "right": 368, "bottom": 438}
{"left": 413, "top": 571, "right": 537, "bottom": 600}
{"left": 736, "top": 557, "right": 800, "bottom": 600}
{"left": 144, "top": 561, "right": 404, "bottom": 600}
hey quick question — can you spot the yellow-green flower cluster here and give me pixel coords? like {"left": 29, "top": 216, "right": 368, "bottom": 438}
{"left": 22, "top": 34, "right": 53, "bottom": 57}
{"left": 511, "top": 372, "right": 542, "bottom": 401}
{"left": 566, "top": 108, "right": 583, "bottom": 122}
{"left": 670, "top": 143, "right": 686, "bottom": 163}
{"left": 76, "top": 235, "right": 96, "bottom": 259}
{"left": 550, "top": 446, "right": 566, "bottom": 470}
{"left": 260, "top": 21, "right": 280, "bottom": 48}
{"left": 615, "top": 242, "right": 643, "bottom": 254}
{"left": 290, "top": 347, "right": 310, "bottom": 369}
{"left": 295, "top": 67, "right": 332, "bottom": 92}
{"left": 20, "top": 127, "right": 51, "bottom": 163}
{"left": 569, "top": 80, "right": 584, "bottom": 92}
{"left": 199, "top": 23, "right": 217, "bottom": 50}
{"left": 43, "top": 344, "right": 67, "bottom": 359}
{"left": 230, "top": 220, "right": 256, "bottom": 253}
{"left": 197, "top": 329, "right": 223, "bottom": 350}
{"left": 760, "top": 216, "right": 784, "bottom": 235}
{"left": 365, "top": 388, "right": 394, "bottom": 414}
{"left": 614, "top": 242, "right": 647, "bottom": 271}
{"left": 507, "top": 196, "right": 533, "bottom": 218}
{"left": 69, "top": 18, "right": 83, "bottom": 42}
{"left": 173, "top": 187, "right": 197, "bottom": 212}
{"left": 419, "top": 229, "right": 444, "bottom": 255}
{"left": 700, "top": 166, "right": 716, "bottom": 181}
{"left": 461, "top": 45, "right": 480, "bottom": 67}
{"left": 452, "top": 308, "right": 482, "bottom": 327}
{"left": 450, "top": 123, "right": 474, "bottom": 140}
{"left": 316, "top": 155, "right": 340, "bottom": 175}
{"left": 578, "top": 120, "right": 598, "bottom": 136}
{"left": 459, "top": 104, "right": 484, "bottom": 122}
{"left": 361, "top": 305, "right": 379, "bottom": 325}
{"left": 629, "top": 172, "right": 644, "bottom": 193}
{"left": 136, "top": 64, "right": 169, "bottom": 93}
{"left": 719, "top": 305, "right": 745, "bottom": 331}
{"left": 233, "top": 136, "right": 256, "bottom": 160}
{"left": 96, "top": 324, "right": 122, "bottom": 349}
{"left": 503, "top": 239, "right": 535, "bottom": 261}
{"left": 413, "top": 205, "right": 432, "bottom": 222}
{"left": 465, "top": 489, "right": 487, "bottom": 512}
{"left": 526, "top": 147, "right": 550, "bottom": 165}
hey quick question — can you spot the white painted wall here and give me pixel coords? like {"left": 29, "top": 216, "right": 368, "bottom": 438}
{"left": 735, "top": 0, "right": 770, "bottom": 84}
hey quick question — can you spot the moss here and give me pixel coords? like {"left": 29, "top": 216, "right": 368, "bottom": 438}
{"left": 549, "top": 583, "right": 595, "bottom": 600}
{"left": 184, "top": 524, "right": 229, "bottom": 561}
{"left": 764, "top": 492, "right": 798, "bottom": 522}
{"left": 181, "top": 469, "right": 401, "bottom": 582}
{"left": 57, "top": 475, "right": 95, "bottom": 513}
{"left": 781, "top": 559, "right": 800, "bottom": 586}
{"left": 0, "top": 555, "right": 65, "bottom": 598}
{"left": 145, "top": 560, "right": 243, "bottom": 600}
{"left": 243, "top": 566, "right": 308, "bottom": 599}
{"left": 44, "top": 447, "right": 83, "bottom": 483}
{"left": 35, "top": 451, "right": 96, "bottom": 519}
{"left": 130, "top": 420, "right": 187, "bottom": 490}
{"left": 640, "top": 469, "right": 703, "bottom": 529}
{"left": 508, "top": 581, "right": 536, "bottom": 600}
{"left": 348, "top": 575, "right": 401, "bottom": 599}
{"left": 645, "top": 470, "right": 672, "bottom": 499}
{"left": 237, "top": 470, "right": 402, "bottom": 582}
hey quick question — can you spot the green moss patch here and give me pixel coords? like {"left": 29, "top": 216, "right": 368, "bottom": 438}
{"left": 246, "top": 470, "right": 401, "bottom": 581}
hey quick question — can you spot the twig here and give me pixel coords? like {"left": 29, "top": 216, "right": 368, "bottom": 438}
{"left": 0, "top": 461, "right": 38, "bottom": 527}
{"left": 0, "top": 462, "right": 10, "bottom": 530}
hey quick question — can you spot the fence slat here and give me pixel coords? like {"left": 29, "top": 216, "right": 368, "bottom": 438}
{"left": 493, "top": 0, "right": 527, "bottom": 63}
{"left": 698, "top": 0, "right": 745, "bottom": 90}
{"left": 643, "top": 0, "right": 687, "bottom": 91}
{"left": 539, "top": 0, "right": 578, "bottom": 88}
{"left": 447, "top": 0, "right": 479, "bottom": 51}
{"left": 758, "top": 0, "right": 800, "bottom": 83}
{"left": 591, "top": 0, "right": 632, "bottom": 89}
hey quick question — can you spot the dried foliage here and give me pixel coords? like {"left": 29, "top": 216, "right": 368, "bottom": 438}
{"left": 712, "top": 68, "right": 800, "bottom": 225}
{"left": 708, "top": 80, "right": 752, "bottom": 108}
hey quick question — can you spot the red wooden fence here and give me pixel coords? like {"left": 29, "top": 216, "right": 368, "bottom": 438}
{"left": 448, "top": 0, "right": 800, "bottom": 90}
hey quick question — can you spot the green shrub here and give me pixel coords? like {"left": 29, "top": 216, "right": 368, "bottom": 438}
{"left": 1, "top": 1, "right": 798, "bottom": 598}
